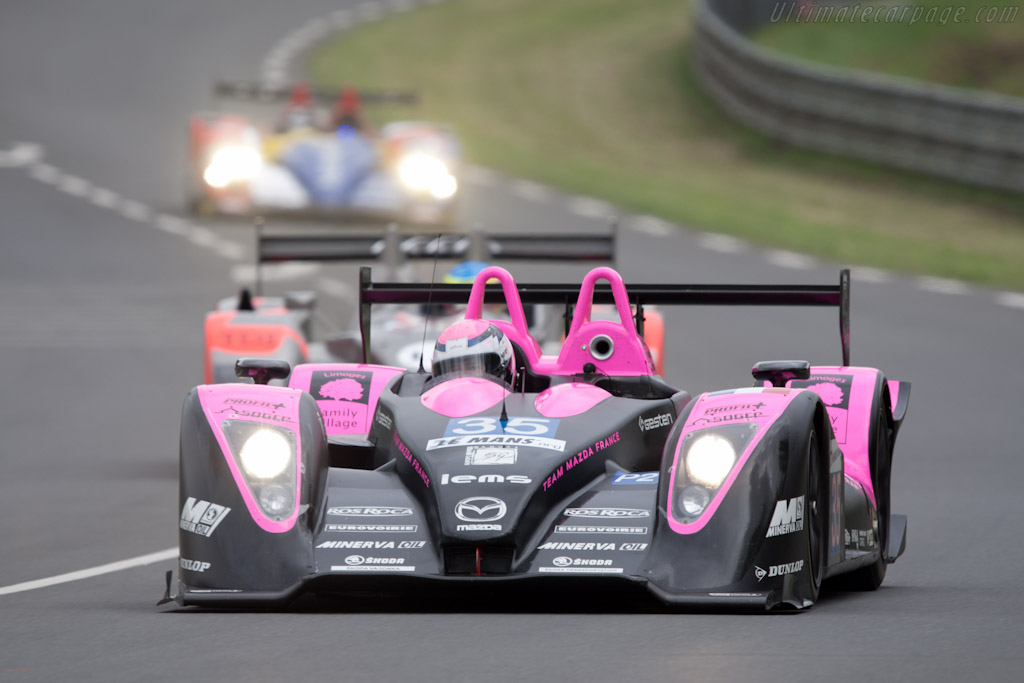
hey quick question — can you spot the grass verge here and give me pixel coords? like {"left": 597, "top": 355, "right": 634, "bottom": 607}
{"left": 308, "top": 0, "right": 1024, "bottom": 290}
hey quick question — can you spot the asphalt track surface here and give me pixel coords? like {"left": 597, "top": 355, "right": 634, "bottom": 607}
{"left": 1, "top": 2, "right": 1023, "bottom": 681}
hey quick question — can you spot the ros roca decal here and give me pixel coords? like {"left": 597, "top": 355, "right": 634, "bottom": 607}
{"left": 327, "top": 507, "right": 414, "bottom": 517}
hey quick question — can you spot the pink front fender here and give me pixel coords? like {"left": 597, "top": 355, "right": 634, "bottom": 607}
{"left": 197, "top": 384, "right": 304, "bottom": 533}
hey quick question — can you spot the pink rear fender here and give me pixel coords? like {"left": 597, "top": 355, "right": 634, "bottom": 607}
{"left": 786, "top": 367, "right": 900, "bottom": 505}
{"left": 289, "top": 363, "right": 405, "bottom": 437}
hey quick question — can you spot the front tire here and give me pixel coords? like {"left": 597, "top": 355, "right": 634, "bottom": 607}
{"left": 805, "top": 427, "right": 827, "bottom": 601}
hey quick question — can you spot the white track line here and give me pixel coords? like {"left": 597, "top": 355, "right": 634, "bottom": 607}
{"left": 699, "top": 232, "right": 746, "bottom": 253}
{"left": 512, "top": 180, "right": 550, "bottom": 202}
{"left": 629, "top": 215, "right": 674, "bottom": 237}
{"left": 0, "top": 547, "right": 177, "bottom": 597}
{"left": 57, "top": 174, "right": 91, "bottom": 197}
{"left": 849, "top": 266, "right": 891, "bottom": 284}
{"left": 567, "top": 196, "right": 613, "bottom": 219}
{"left": 996, "top": 291, "right": 1024, "bottom": 310}
{"left": 118, "top": 199, "right": 152, "bottom": 222}
{"left": 89, "top": 187, "right": 120, "bottom": 209}
{"left": 765, "top": 249, "right": 816, "bottom": 270}
{"left": 29, "top": 163, "right": 62, "bottom": 184}
{"left": 916, "top": 276, "right": 970, "bottom": 295}
{"left": 462, "top": 165, "right": 498, "bottom": 186}
{"left": 0, "top": 142, "right": 43, "bottom": 167}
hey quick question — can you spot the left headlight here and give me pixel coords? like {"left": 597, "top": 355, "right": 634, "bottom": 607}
{"left": 203, "top": 145, "right": 262, "bottom": 188}
{"left": 222, "top": 421, "right": 298, "bottom": 522}
{"left": 397, "top": 153, "right": 458, "bottom": 199}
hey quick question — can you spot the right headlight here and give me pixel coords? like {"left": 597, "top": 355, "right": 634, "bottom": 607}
{"left": 685, "top": 433, "right": 736, "bottom": 488}
{"left": 672, "top": 423, "right": 758, "bottom": 522}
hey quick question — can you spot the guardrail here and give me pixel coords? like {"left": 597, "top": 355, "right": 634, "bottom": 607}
{"left": 691, "top": 0, "right": 1024, "bottom": 193}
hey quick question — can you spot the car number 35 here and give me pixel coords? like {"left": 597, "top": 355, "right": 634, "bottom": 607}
{"left": 444, "top": 417, "right": 560, "bottom": 438}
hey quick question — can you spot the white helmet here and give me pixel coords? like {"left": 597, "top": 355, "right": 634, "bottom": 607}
{"left": 432, "top": 319, "right": 514, "bottom": 382}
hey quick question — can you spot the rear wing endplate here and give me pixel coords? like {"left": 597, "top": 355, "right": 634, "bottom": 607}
{"left": 358, "top": 267, "right": 852, "bottom": 367}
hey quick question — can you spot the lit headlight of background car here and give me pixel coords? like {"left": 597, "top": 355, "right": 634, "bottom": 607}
{"left": 672, "top": 423, "right": 758, "bottom": 523}
{"left": 203, "top": 145, "right": 263, "bottom": 188}
{"left": 222, "top": 420, "right": 298, "bottom": 522}
{"left": 397, "top": 153, "right": 458, "bottom": 200}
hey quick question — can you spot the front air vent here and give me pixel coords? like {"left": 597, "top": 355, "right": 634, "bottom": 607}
{"left": 444, "top": 545, "right": 515, "bottom": 575}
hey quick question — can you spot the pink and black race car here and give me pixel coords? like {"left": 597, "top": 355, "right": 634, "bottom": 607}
{"left": 171, "top": 265, "right": 909, "bottom": 610}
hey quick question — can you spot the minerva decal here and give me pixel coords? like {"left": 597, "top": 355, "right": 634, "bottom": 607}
{"left": 766, "top": 496, "right": 804, "bottom": 537}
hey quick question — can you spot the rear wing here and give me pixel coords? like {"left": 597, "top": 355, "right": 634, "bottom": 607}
{"left": 253, "top": 224, "right": 616, "bottom": 293}
{"left": 213, "top": 80, "right": 418, "bottom": 106}
{"left": 258, "top": 230, "right": 616, "bottom": 264}
{"left": 358, "top": 268, "right": 852, "bottom": 366}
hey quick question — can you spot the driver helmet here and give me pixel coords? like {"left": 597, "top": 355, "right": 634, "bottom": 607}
{"left": 432, "top": 319, "right": 513, "bottom": 383}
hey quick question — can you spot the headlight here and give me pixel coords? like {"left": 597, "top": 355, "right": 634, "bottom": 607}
{"left": 239, "top": 428, "right": 292, "bottom": 479}
{"left": 685, "top": 433, "right": 736, "bottom": 488}
{"left": 203, "top": 146, "right": 262, "bottom": 188}
{"left": 258, "top": 483, "right": 295, "bottom": 517}
{"left": 680, "top": 485, "right": 711, "bottom": 516}
{"left": 398, "top": 153, "right": 457, "bottom": 199}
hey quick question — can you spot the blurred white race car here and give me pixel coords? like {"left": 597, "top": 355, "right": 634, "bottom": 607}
{"left": 187, "top": 82, "right": 460, "bottom": 226}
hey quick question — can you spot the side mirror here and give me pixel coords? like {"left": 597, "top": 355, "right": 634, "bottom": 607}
{"left": 235, "top": 358, "right": 291, "bottom": 385}
{"left": 751, "top": 360, "right": 811, "bottom": 388}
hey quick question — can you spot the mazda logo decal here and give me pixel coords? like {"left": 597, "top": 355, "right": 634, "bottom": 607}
{"left": 454, "top": 497, "right": 507, "bottom": 522}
